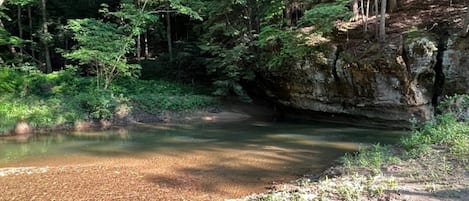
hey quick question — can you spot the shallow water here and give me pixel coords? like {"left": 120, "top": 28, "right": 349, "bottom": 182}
{"left": 0, "top": 119, "right": 405, "bottom": 198}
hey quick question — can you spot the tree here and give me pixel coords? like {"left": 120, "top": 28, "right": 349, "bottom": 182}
{"left": 353, "top": 0, "right": 359, "bottom": 21}
{"left": 388, "top": 0, "right": 397, "bottom": 12}
{"left": 63, "top": 1, "right": 156, "bottom": 89}
{"left": 462, "top": 9, "right": 469, "bottom": 36}
{"left": 63, "top": 18, "right": 139, "bottom": 89}
{"left": 41, "top": 0, "right": 52, "bottom": 73}
{"left": 379, "top": 0, "right": 387, "bottom": 42}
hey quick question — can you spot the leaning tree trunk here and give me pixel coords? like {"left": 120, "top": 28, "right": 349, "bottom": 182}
{"left": 379, "top": 0, "right": 387, "bottom": 42}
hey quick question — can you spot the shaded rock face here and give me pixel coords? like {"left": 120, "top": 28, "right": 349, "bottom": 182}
{"left": 260, "top": 35, "right": 440, "bottom": 126}
{"left": 442, "top": 36, "right": 469, "bottom": 96}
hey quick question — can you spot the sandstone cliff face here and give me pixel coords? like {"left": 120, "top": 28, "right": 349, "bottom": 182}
{"left": 260, "top": 33, "right": 441, "bottom": 126}
{"left": 442, "top": 36, "right": 469, "bottom": 96}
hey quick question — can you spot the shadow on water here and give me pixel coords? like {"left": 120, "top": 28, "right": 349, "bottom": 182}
{"left": 0, "top": 118, "right": 405, "bottom": 164}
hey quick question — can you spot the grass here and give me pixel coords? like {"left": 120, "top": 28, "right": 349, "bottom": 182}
{"left": 0, "top": 68, "right": 217, "bottom": 135}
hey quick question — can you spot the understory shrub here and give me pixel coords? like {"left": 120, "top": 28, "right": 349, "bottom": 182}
{"left": 0, "top": 67, "right": 216, "bottom": 134}
{"left": 402, "top": 95, "right": 469, "bottom": 159}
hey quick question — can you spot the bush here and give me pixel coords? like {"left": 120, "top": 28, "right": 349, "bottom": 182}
{"left": 0, "top": 67, "right": 216, "bottom": 134}
{"left": 403, "top": 99, "right": 469, "bottom": 159}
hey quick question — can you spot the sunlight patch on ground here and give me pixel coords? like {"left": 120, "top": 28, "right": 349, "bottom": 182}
{"left": 0, "top": 167, "right": 48, "bottom": 177}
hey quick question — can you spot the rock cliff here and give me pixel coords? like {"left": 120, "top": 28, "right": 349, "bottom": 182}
{"left": 258, "top": 32, "right": 462, "bottom": 127}
{"left": 442, "top": 36, "right": 469, "bottom": 96}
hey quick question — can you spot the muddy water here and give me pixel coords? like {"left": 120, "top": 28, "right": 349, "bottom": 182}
{"left": 0, "top": 119, "right": 404, "bottom": 199}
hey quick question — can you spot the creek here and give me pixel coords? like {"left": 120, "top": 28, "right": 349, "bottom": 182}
{"left": 0, "top": 118, "right": 405, "bottom": 199}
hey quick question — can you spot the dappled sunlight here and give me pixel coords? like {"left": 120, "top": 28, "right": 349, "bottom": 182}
{"left": 0, "top": 119, "right": 404, "bottom": 199}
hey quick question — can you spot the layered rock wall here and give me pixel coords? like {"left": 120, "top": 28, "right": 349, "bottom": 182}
{"left": 259, "top": 33, "right": 451, "bottom": 126}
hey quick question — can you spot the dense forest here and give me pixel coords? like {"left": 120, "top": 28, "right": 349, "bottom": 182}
{"left": 0, "top": 0, "right": 468, "bottom": 133}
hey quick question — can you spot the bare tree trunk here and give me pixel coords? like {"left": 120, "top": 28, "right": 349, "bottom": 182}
{"left": 136, "top": 34, "right": 141, "bottom": 61}
{"left": 41, "top": 0, "right": 52, "bottom": 73}
{"left": 379, "top": 0, "right": 387, "bottom": 42}
{"left": 0, "top": 0, "right": 5, "bottom": 7}
{"left": 365, "top": 0, "right": 370, "bottom": 32}
{"left": 144, "top": 31, "right": 149, "bottom": 58}
{"left": 28, "top": 6, "right": 35, "bottom": 59}
{"left": 166, "top": 10, "right": 173, "bottom": 62}
{"left": 353, "top": 0, "right": 359, "bottom": 21}
{"left": 17, "top": 5, "right": 24, "bottom": 55}
{"left": 388, "top": 0, "right": 397, "bottom": 12}
{"left": 375, "top": 0, "right": 379, "bottom": 38}
{"left": 462, "top": 11, "right": 469, "bottom": 36}
{"left": 360, "top": 0, "right": 365, "bottom": 31}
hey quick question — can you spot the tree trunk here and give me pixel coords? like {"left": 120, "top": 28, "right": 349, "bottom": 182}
{"left": 144, "top": 31, "right": 149, "bottom": 58}
{"left": 379, "top": 0, "right": 387, "bottom": 42}
{"left": 0, "top": 0, "right": 5, "bottom": 7}
{"left": 462, "top": 11, "right": 469, "bottom": 36}
{"left": 375, "top": 0, "right": 379, "bottom": 38}
{"left": 41, "top": 0, "right": 52, "bottom": 73}
{"left": 365, "top": 0, "right": 370, "bottom": 32}
{"left": 17, "top": 5, "right": 23, "bottom": 55}
{"left": 136, "top": 34, "right": 141, "bottom": 61}
{"left": 353, "top": 0, "right": 359, "bottom": 21}
{"left": 388, "top": 0, "right": 397, "bottom": 12}
{"left": 166, "top": 10, "right": 173, "bottom": 62}
{"left": 360, "top": 0, "right": 365, "bottom": 31}
{"left": 28, "top": 6, "right": 35, "bottom": 59}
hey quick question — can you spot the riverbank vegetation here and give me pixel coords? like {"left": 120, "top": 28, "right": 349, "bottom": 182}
{"left": 237, "top": 95, "right": 469, "bottom": 201}
{"left": 0, "top": 67, "right": 216, "bottom": 135}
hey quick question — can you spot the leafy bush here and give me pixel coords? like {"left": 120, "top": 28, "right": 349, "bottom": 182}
{"left": 299, "top": 0, "right": 352, "bottom": 34}
{"left": 402, "top": 113, "right": 469, "bottom": 158}
{"left": 402, "top": 95, "right": 469, "bottom": 159}
{"left": 0, "top": 68, "right": 24, "bottom": 93}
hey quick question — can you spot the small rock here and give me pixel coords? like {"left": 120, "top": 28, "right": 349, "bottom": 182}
{"left": 14, "top": 122, "right": 33, "bottom": 135}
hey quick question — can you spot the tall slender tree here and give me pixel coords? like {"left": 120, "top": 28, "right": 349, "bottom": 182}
{"left": 379, "top": 0, "right": 387, "bottom": 42}
{"left": 41, "top": 0, "right": 52, "bottom": 73}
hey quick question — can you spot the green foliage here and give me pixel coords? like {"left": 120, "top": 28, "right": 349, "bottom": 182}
{"left": 299, "top": 0, "right": 352, "bottom": 34}
{"left": 112, "top": 78, "right": 216, "bottom": 113}
{"left": 402, "top": 113, "right": 469, "bottom": 158}
{"left": 0, "top": 68, "right": 25, "bottom": 93}
{"left": 258, "top": 25, "right": 310, "bottom": 70}
{"left": 342, "top": 144, "right": 400, "bottom": 174}
{"left": 62, "top": 18, "right": 140, "bottom": 89}
{"left": 169, "top": 0, "right": 203, "bottom": 21}
{"left": 197, "top": 0, "right": 257, "bottom": 102}
{"left": 437, "top": 94, "right": 469, "bottom": 121}
{"left": 0, "top": 67, "right": 215, "bottom": 134}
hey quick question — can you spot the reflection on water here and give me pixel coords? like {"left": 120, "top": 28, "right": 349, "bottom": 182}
{"left": 0, "top": 119, "right": 404, "bottom": 165}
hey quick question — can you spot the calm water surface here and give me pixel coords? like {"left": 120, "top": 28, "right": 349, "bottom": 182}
{"left": 0, "top": 119, "right": 406, "bottom": 197}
